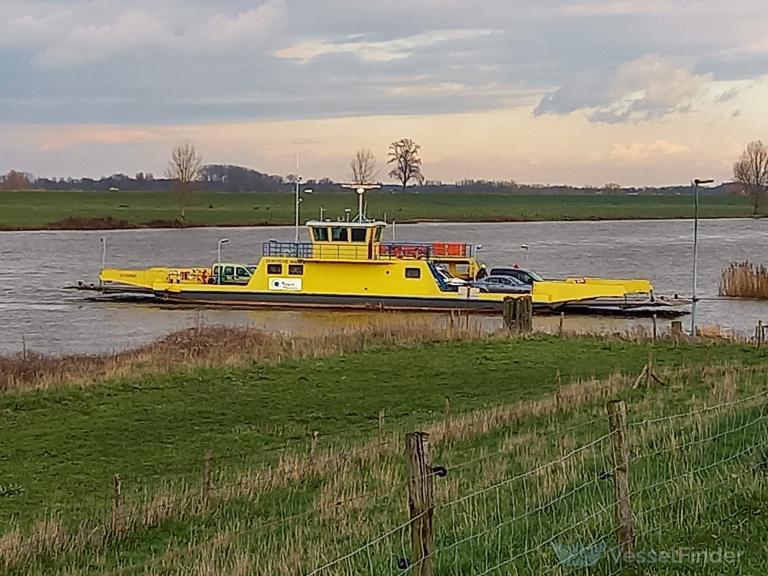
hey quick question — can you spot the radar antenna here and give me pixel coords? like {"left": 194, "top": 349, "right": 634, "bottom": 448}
{"left": 340, "top": 183, "right": 380, "bottom": 222}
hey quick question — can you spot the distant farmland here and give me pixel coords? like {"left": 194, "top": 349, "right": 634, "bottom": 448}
{"left": 0, "top": 189, "right": 755, "bottom": 230}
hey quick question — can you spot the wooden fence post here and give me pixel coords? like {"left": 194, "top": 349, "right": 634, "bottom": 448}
{"left": 112, "top": 474, "right": 124, "bottom": 536}
{"left": 670, "top": 320, "right": 683, "bottom": 340}
{"left": 202, "top": 451, "right": 213, "bottom": 506}
{"left": 310, "top": 430, "right": 319, "bottom": 459}
{"left": 607, "top": 400, "right": 634, "bottom": 558}
{"left": 558, "top": 311, "right": 565, "bottom": 336}
{"left": 378, "top": 409, "right": 385, "bottom": 443}
{"left": 646, "top": 349, "right": 653, "bottom": 388}
{"left": 406, "top": 432, "right": 435, "bottom": 576}
{"left": 502, "top": 296, "right": 533, "bottom": 334}
{"left": 757, "top": 320, "right": 764, "bottom": 348}
{"left": 444, "top": 397, "right": 451, "bottom": 420}
{"left": 652, "top": 314, "right": 658, "bottom": 342}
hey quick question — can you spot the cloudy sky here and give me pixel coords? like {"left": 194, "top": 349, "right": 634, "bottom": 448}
{"left": 1, "top": 0, "right": 767, "bottom": 186}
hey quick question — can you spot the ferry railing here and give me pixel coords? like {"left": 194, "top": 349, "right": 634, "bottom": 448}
{"left": 380, "top": 242, "right": 474, "bottom": 259}
{"left": 260, "top": 241, "right": 475, "bottom": 261}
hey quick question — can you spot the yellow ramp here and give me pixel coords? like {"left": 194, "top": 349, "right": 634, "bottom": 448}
{"left": 532, "top": 281, "right": 628, "bottom": 304}
{"left": 100, "top": 268, "right": 167, "bottom": 290}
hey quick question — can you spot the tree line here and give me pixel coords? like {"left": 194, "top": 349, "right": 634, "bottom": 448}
{"left": 2, "top": 138, "right": 766, "bottom": 214}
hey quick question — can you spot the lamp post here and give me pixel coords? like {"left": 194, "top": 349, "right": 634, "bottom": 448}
{"left": 217, "top": 238, "right": 229, "bottom": 263}
{"left": 100, "top": 237, "right": 106, "bottom": 270}
{"left": 294, "top": 178, "right": 313, "bottom": 242}
{"left": 691, "top": 178, "right": 713, "bottom": 336}
{"left": 99, "top": 237, "right": 107, "bottom": 287}
{"left": 294, "top": 176, "right": 302, "bottom": 242}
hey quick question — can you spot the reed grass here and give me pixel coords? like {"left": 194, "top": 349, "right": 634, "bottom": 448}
{"left": 719, "top": 260, "right": 768, "bottom": 299}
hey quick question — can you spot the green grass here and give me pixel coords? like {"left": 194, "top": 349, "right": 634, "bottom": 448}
{"left": 0, "top": 190, "right": 755, "bottom": 229}
{"left": 2, "top": 336, "right": 767, "bottom": 574}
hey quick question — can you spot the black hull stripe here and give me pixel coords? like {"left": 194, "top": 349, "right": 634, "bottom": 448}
{"left": 151, "top": 291, "right": 686, "bottom": 317}
{"left": 157, "top": 291, "right": 505, "bottom": 312}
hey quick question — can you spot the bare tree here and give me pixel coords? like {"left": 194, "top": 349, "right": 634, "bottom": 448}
{"left": 350, "top": 149, "right": 378, "bottom": 184}
{"left": 733, "top": 140, "right": 768, "bottom": 216}
{"left": 387, "top": 138, "right": 423, "bottom": 193}
{"left": 0, "top": 170, "right": 32, "bottom": 191}
{"left": 166, "top": 143, "right": 202, "bottom": 221}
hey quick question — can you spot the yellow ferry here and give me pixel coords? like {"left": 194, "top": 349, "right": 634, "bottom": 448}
{"left": 93, "top": 197, "right": 682, "bottom": 315}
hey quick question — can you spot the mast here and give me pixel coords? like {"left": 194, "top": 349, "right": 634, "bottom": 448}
{"left": 341, "top": 183, "right": 380, "bottom": 223}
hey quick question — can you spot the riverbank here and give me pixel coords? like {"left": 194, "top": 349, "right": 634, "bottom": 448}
{"left": 0, "top": 190, "right": 756, "bottom": 230}
{"left": 2, "top": 328, "right": 767, "bottom": 574}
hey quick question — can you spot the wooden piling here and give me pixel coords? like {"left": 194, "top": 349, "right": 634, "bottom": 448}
{"left": 502, "top": 296, "right": 533, "bottom": 334}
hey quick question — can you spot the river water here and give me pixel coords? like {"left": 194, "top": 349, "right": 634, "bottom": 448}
{"left": 1, "top": 219, "right": 766, "bottom": 356}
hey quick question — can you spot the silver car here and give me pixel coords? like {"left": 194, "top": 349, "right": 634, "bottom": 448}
{"left": 472, "top": 275, "right": 531, "bottom": 293}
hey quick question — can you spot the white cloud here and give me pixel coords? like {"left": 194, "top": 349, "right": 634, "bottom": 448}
{"left": 13, "top": 1, "right": 286, "bottom": 68}
{"left": 186, "top": 1, "right": 286, "bottom": 53}
{"left": 33, "top": 10, "right": 173, "bottom": 67}
{"left": 555, "top": 0, "right": 671, "bottom": 16}
{"left": 536, "top": 54, "right": 712, "bottom": 123}
{"left": 388, "top": 82, "right": 466, "bottom": 96}
{"left": 275, "top": 29, "right": 495, "bottom": 63}
{"left": 597, "top": 139, "right": 690, "bottom": 165}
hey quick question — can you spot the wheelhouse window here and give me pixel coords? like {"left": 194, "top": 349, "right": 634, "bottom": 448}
{"left": 351, "top": 227, "right": 367, "bottom": 242}
{"left": 288, "top": 264, "right": 304, "bottom": 275}
{"left": 331, "top": 226, "right": 349, "bottom": 242}
{"left": 405, "top": 267, "right": 421, "bottom": 279}
{"left": 267, "top": 263, "right": 282, "bottom": 275}
{"left": 374, "top": 227, "right": 383, "bottom": 242}
{"left": 313, "top": 227, "right": 329, "bottom": 242}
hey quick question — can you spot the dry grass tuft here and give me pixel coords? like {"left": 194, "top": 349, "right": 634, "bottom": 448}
{"left": 0, "top": 317, "right": 485, "bottom": 393}
{"left": 720, "top": 260, "right": 768, "bottom": 299}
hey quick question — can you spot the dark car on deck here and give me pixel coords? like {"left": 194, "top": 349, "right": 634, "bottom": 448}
{"left": 471, "top": 275, "right": 532, "bottom": 294}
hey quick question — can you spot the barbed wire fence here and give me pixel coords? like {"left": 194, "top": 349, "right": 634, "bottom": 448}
{"left": 301, "top": 378, "right": 768, "bottom": 575}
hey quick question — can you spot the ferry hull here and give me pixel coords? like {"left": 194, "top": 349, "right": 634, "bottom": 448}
{"left": 157, "top": 289, "right": 505, "bottom": 312}
{"left": 151, "top": 289, "right": 686, "bottom": 317}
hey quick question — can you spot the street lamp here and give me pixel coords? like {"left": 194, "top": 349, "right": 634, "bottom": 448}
{"left": 294, "top": 177, "right": 313, "bottom": 242}
{"left": 100, "top": 237, "right": 107, "bottom": 270}
{"left": 520, "top": 244, "right": 529, "bottom": 267}
{"left": 217, "top": 238, "right": 229, "bottom": 263}
{"left": 691, "top": 178, "right": 714, "bottom": 336}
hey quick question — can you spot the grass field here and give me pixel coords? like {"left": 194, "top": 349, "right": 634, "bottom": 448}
{"left": 2, "top": 330, "right": 768, "bottom": 574}
{"left": 0, "top": 190, "right": 755, "bottom": 229}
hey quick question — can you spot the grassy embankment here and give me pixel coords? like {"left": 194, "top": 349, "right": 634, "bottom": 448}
{"left": 2, "top": 324, "right": 768, "bottom": 574}
{"left": 0, "top": 190, "right": 755, "bottom": 230}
